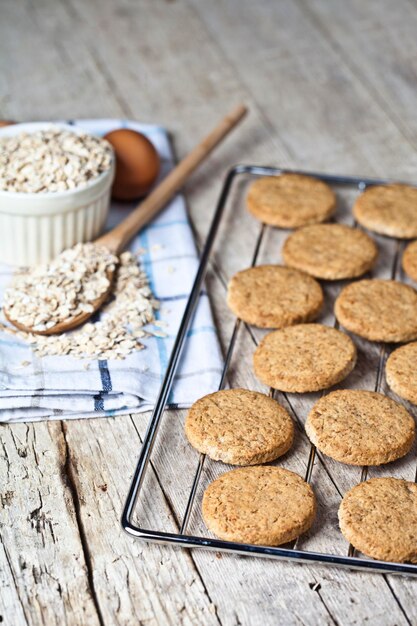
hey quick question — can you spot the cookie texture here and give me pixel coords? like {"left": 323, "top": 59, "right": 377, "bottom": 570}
{"left": 227, "top": 265, "right": 323, "bottom": 328}
{"left": 353, "top": 184, "right": 417, "bottom": 238}
{"left": 247, "top": 174, "right": 335, "bottom": 228}
{"left": 402, "top": 240, "right": 417, "bottom": 282}
{"left": 339, "top": 478, "right": 417, "bottom": 563}
{"left": 306, "top": 390, "right": 415, "bottom": 466}
{"left": 282, "top": 224, "right": 378, "bottom": 280}
{"left": 202, "top": 466, "right": 316, "bottom": 545}
{"left": 335, "top": 279, "right": 417, "bottom": 342}
{"left": 253, "top": 324, "right": 357, "bottom": 393}
{"left": 185, "top": 389, "right": 294, "bottom": 465}
{"left": 386, "top": 342, "right": 417, "bottom": 404}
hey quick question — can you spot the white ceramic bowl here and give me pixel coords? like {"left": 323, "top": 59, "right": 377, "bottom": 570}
{"left": 0, "top": 122, "right": 115, "bottom": 266}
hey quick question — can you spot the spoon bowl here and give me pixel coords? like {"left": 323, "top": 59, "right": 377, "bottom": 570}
{"left": 4, "top": 269, "right": 115, "bottom": 335}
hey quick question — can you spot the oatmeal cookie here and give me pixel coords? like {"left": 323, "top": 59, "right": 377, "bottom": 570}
{"left": 282, "top": 224, "right": 377, "bottom": 280}
{"left": 203, "top": 466, "right": 316, "bottom": 545}
{"left": 253, "top": 324, "right": 357, "bottom": 392}
{"left": 227, "top": 265, "right": 323, "bottom": 328}
{"left": 247, "top": 174, "right": 335, "bottom": 228}
{"left": 185, "top": 388, "right": 294, "bottom": 465}
{"left": 339, "top": 478, "right": 417, "bottom": 562}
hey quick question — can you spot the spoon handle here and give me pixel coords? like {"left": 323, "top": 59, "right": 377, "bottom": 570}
{"left": 96, "top": 104, "right": 248, "bottom": 254}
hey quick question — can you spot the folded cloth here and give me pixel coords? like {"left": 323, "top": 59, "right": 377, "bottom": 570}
{"left": 0, "top": 119, "right": 223, "bottom": 423}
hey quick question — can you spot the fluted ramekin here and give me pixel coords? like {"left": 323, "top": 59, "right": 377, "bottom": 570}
{"left": 0, "top": 122, "right": 115, "bottom": 266}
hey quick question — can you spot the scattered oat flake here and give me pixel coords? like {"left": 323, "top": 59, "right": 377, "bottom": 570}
{"left": 20, "top": 361, "right": 31, "bottom": 367}
{"left": 152, "top": 330, "right": 167, "bottom": 338}
{"left": 167, "top": 266, "right": 176, "bottom": 274}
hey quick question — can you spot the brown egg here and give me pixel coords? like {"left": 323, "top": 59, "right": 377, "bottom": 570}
{"left": 0, "top": 120, "right": 16, "bottom": 128}
{"left": 104, "top": 128, "right": 160, "bottom": 201}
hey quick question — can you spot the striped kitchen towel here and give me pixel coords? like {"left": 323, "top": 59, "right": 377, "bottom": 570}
{"left": 0, "top": 119, "right": 224, "bottom": 422}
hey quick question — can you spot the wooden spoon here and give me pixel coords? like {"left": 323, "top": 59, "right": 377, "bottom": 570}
{"left": 5, "top": 104, "right": 248, "bottom": 335}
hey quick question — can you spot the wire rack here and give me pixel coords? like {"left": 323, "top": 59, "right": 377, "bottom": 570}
{"left": 122, "top": 165, "right": 417, "bottom": 577}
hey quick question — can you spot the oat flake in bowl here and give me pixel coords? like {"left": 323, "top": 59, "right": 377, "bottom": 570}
{"left": 0, "top": 127, "right": 112, "bottom": 193}
{"left": 0, "top": 122, "right": 115, "bottom": 266}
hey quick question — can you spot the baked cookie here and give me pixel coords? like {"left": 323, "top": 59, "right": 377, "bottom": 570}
{"left": 402, "top": 240, "right": 417, "bottom": 282}
{"left": 335, "top": 279, "right": 417, "bottom": 342}
{"left": 386, "top": 342, "right": 417, "bottom": 404}
{"left": 353, "top": 184, "right": 417, "bottom": 238}
{"left": 185, "top": 388, "right": 294, "bottom": 465}
{"left": 282, "top": 224, "right": 378, "bottom": 280}
{"left": 253, "top": 323, "right": 356, "bottom": 393}
{"left": 202, "top": 466, "right": 316, "bottom": 545}
{"left": 306, "top": 390, "right": 415, "bottom": 466}
{"left": 339, "top": 478, "right": 417, "bottom": 562}
{"left": 226, "top": 265, "right": 323, "bottom": 328}
{"left": 247, "top": 174, "right": 336, "bottom": 228}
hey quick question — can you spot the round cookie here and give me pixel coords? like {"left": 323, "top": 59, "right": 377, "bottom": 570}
{"left": 202, "top": 466, "right": 316, "bottom": 545}
{"left": 185, "top": 389, "right": 294, "bottom": 465}
{"left": 227, "top": 265, "right": 323, "bottom": 329}
{"left": 247, "top": 174, "right": 336, "bottom": 228}
{"left": 386, "top": 342, "right": 417, "bottom": 404}
{"left": 353, "top": 183, "right": 417, "bottom": 238}
{"left": 253, "top": 323, "right": 357, "bottom": 393}
{"left": 282, "top": 224, "right": 378, "bottom": 280}
{"left": 306, "top": 390, "right": 415, "bottom": 466}
{"left": 402, "top": 240, "right": 417, "bottom": 282}
{"left": 339, "top": 478, "right": 417, "bottom": 562}
{"left": 335, "top": 279, "right": 417, "bottom": 342}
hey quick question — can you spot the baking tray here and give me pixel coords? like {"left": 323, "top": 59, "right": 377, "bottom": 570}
{"left": 122, "top": 165, "right": 417, "bottom": 577}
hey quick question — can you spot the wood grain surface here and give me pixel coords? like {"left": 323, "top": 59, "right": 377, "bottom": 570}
{"left": 1, "top": 1, "right": 417, "bottom": 624}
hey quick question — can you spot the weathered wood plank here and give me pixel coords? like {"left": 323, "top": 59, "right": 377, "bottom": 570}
{"left": 59, "top": 417, "right": 221, "bottom": 626}
{"left": 188, "top": 0, "right": 417, "bottom": 180}
{"left": 296, "top": 0, "right": 417, "bottom": 145}
{"left": 0, "top": 422, "right": 102, "bottom": 626}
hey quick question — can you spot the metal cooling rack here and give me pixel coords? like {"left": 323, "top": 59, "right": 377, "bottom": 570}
{"left": 122, "top": 165, "right": 417, "bottom": 577}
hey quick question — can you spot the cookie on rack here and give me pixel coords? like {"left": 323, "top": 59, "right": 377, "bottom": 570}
{"left": 335, "top": 279, "right": 417, "bottom": 342}
{"left": 282, "top": 223, "right": 378, "bottom": 280}
{"left": 185, "top": 388, "right": 294, "bottom": 465}
{"left": 386, "top": 342, "right": 417, "bottom": 404}
{"left": 247, "top": 173, "right": 336, "bottom": 228}
{"left": 402, "top": 240, "right": 417, "bottom": 282}
{"left": 202, "top": 466, "right": 316, "bottom": 545}
{"left": 353, "top": 183, "right": 417, "bottom": 238}
{"left": 253, "top": 323, "right": 357, "bottom": 393}
{"left": 226, "top": 265, "right": 323, "bottom": 329}
{"left": 306, "top": 390, "right": 415, "bottom": 466}
{"left": 339, "top": 478, "right": 417, "bottom": 563}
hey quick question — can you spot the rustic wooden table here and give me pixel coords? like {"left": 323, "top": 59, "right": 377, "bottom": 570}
{"left": 2, "top": 1, "right": 417, "bottom": 624}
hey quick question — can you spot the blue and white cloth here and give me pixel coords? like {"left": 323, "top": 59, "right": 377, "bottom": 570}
{"left": 0, "top": 119, "right": 223, "bottom": 422}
